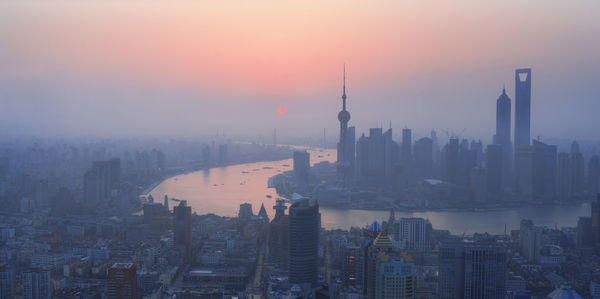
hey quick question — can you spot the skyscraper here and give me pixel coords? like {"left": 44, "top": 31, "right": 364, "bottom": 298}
{"left": 495, "top": 88, "right": 511, "bottom": 146}
{"left": 392, "top": 218, "right": 431, "bottom": 251}
{"left": 463, "top": 245, "right": 507, "bottom": 299}
{"left": 269, "top": 199, "right": 289, "bottom": 270}
{"left": 375, "top": 258, "right": 415, "bottom": 299}
{"left": 401, "top": 128, "right": 412, "bottom": 163}
{"left": 495, "top": 88, "right": 512, "bottom": 187}
{"left": 288, "top": 199, "right": 320, "bottom": 286}
{"left": 439, "top": 243, "right": 507, "bottom": 299}
{"left": 337, "top": 65, "right": 352, "bottom": 187}
{"left": 366, "top": 232, "right": 394, "bottom": 299}
{"left": 107, "top": 262, "right": 137, "bottom": 299}
{"left": 22, "top": 268, "right": 52, "bottom": 299}
{"left": 173, "top": 200, "right": 192, "bottom": 260}
{"left": 293, "top": 150, "right": 310, "bottom": 192}
{"left": 514, "top": 68, "right": 531, "bottom": 148}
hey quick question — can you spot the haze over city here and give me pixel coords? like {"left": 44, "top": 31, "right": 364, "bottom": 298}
{"left": 2, "top": 1, "right": 600, "bottom": 299}
{"left": 2, "top": 1, "right": 599, "bottom": 140}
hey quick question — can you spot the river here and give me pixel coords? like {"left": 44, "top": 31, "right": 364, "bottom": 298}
{"left": 148, "top": 148, "right": 592, "bottom": 235}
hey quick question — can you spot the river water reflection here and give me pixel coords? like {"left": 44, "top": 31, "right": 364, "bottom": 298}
{"left": 149, "top": 148, "right": 591, "bottom": 235}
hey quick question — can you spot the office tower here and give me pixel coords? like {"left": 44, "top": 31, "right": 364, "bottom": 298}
{"left": 342, "top": 245, "right": 361, "bottom": 286}
{"left": 463, "top": 245, "right": 507, "bottom": 299}
{"left": 337, "top": 66, "right": 352, "bottom": 186}
{"left": 375, "top": 258, "right": 415, "bottom": 299}
{"left": 413, "top": 137, "right": 433, "bottom": 180}
{"left": 293, "top": 150, "right": 310, "bottom": 192}
{"left": 532, "top": 140, "right": 557, "bottom": 201}
{"left": 269, "top": 199, "right": 289, "bottom": 269}
{"left": 173, "top": 201, "right": 192, "bottom": 259}
{"left": 392, "top": 218, "right": 431, "bottom": 251}
{"left": 83, "top": 168, "right": 105, "bottom": 204}
{"left": 439, "top": 244, "right": 465, "bottom": 299}
{"left": 238, "top": 203, "right": 254, "bottom": 221}
{"left": 570, "top": 141, "right": 584, "bottom": 198}
{"left": 458, "top": 142, "right": 478, "bottom": 188}
{"left": 356, "top": 134, "right": 370, "bottom": 185}
{"left": 431, "top": 130, "right": 440, "bottom": 164}
{"left": 22, "top": 268, "right": 52, "bottom": 299}
{"left": 486, "top": 144, "right": 503, "bottom": 195}
{"left": 519, "top": 219, "right": 542, "bottom": 262}
{"left": 495, "top": 88, "right": 512, "bottom": 186}
{"left": 589, "top": 155, "right": 600, "bottom": 195}
{"left": 365, "top": 232, "right": 394, "bottom": 299}
{"left": 401, "top": 128, "right": 412, "bottom": 162}
{"left": 369, "top": 128, "right": 385, "bottom": 190}
{"left": 288, "top": 199, "right": 320, "bottom": 286}
{"left": 163, "top": 195, "right": 169, "bottom": 211}
{"left": 514, "top": 68, "right": 531, "bottom": 149}
{"left": 443, "top": 137, "right": 459, "bottom": 185}
{"left": 439, "top": 243, "right": 506, "bottom": 299}
{"left": 495, "top": 88, "right": 511, "bottom": 146}
{"left": 0, "top": 264, "right": 14, "bottom": 299}
{"left": 107, "top": 263, "right": 137, "bottom": 299}
{"left": 577, "top": 216, "right": 593, "bottom": 248}
{"left": 557, "top": 153, "right": 571, "bottom": 199}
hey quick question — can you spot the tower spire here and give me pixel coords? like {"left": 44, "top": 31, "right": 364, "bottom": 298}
{"left": 342, "top": 64, "right": 347, "bottom": 111}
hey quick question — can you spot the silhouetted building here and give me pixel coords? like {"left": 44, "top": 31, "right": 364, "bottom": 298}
{"left": 238, "top": 203, "right": 254, "bottom": 221}
{"left": 173, "top": 201, "right": 192, "bottom": 260}
{"left": 486, "top": 144, "right": 503, "bottom": 195}
{"left": 342, "top": 245, "right": 361, "bottom": 286}
{"left": 107, "top": 262, "right": 137, "bottom": 299}
{"left": 495, "top": 88, "right": 512, "bottom": 187}
{"left": 592, "top": 195, "right": 600, "bottom": 251}
{"left": 269, "top": 199, "right": 289, "bottom": 270}
{"left": 23, "top": 268, "right": 51, "bottom": 299}
{"left": 84, "top": 159, "right": 120, "bottom": 204}
{"left": 515, "top": 146, "right": 533, "bottom": 200}
{"left": 532, "top": 140, "right": 557, "bottom": 201}
{"left": 443, "top": 138, "right": 460, "bottom": 185}
{"left": 413, "top": 137, "right": 433, "bottom": 181}
{"left": 293, "top": 150, "right": 310, "bottom": 192}
{"left": 514, "top": 68, "right": 531, "bottom": 149}
{"left": 50, "top": 188, "right": 76, "bottom": 217}
{"left": 289, "top": 199, "right": 320, "bottom": 286}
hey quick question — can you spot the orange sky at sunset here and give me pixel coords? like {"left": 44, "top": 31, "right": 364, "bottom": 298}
{"left": 1, "top": 1, "right": 599, "bottom": 138}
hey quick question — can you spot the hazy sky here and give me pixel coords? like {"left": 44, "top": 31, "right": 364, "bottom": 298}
{"left": 1, "top": 1, "right": 599, "bottom": 142}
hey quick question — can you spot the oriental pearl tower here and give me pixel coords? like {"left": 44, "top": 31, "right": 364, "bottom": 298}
{"left": 337, "top": 65, "right": 351, "bottom": 187}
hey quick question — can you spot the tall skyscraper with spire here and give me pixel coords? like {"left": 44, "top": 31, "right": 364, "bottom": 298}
{"left": 495, "top": 87, "right": 512, "bottom": 188}
{"left": 337, "top": 65, "right": 353, "bottom": 186}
